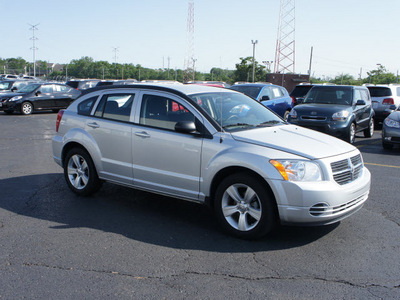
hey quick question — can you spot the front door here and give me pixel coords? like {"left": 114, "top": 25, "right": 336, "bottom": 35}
{"left": 132, "top": 92, "right": 203, "bottom": 201}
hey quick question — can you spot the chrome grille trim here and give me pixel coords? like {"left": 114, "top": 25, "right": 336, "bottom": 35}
{"left": 331, "top": 154, "right": 363, "bottom": 185}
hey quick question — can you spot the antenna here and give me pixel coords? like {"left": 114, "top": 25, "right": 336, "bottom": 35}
{"left": 183, "top": 0, "right": 195, "bottom": 83}
{"left": 112, "top": 47, "right": 119, "bottom": 64}
{"left": 29, "top": 23, "right": 39, "bottom": 77}
{"left": 274, "top": 0, "right": 295, "bottom": 74}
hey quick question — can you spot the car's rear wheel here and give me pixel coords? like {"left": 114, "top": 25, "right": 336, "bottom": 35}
{"left": 20, "top": 102, "right": 33, "bottom": 115}
{"left": 64, "top": 148, "right": 102, "bottom": 196}
{"left": 347, "top": 123, "right": 356, "bottom": 144}
{"left": 214, "top": 173, "right": 277, "bottom": 239}
{"left": 364, "top": 117, "right": 374, "bottom": 138}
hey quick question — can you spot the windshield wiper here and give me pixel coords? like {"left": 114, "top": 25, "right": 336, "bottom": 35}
{"left": 223, "top": 123, "right": 254, "bottom": 129}
{"left": 256, "top": 120, "right": 282, "bottom": 127}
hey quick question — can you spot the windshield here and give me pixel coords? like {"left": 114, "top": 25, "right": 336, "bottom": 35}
{"left": 189, "top": 92, "right": 284, "bottom": 132}
{"left": 303, "top": 87, "right": 352, "bottom": 105}
{"left": 0, "top": 81, "right": 12, "bottom": 90}
{"left": 229, "top": 86, "right": 262, "bottom": 99}
{"left": 18, "top": 83, "right": 41, "bottom": 93}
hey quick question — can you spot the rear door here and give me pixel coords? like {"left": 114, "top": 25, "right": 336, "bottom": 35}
{"left": 84, "top": 92, "right": 136, "bottom": 185}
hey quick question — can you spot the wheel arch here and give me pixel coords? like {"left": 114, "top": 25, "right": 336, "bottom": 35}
{"left": 61, "top": 142, "right": 90, "bottom": 168}
{"left": 207, "top": 166, "right": 277, "bottom": 211}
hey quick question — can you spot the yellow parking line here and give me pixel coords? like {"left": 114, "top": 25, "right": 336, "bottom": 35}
{"left": 364, "top": 162, "right": 400, "bottom": 169}
{"left": 356, "top": 140, "right": 381, "bottom": 148}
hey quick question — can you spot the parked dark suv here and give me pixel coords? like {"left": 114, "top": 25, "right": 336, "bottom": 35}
{"left": 0, "top": 83, "right": 81, "bottom": 115}
{"left": 287, "top": 85, "right": 374, "bottom": 144}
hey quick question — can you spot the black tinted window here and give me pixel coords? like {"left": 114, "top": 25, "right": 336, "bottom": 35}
{"left": 367, "top": 87, "right": 392, "bottom": 97}
{"left": 78, "top": 96, "right": 98, "bottom": 116}
{"left": 290, "top": 85, "right": 313, "bottom": 97}
{"left": 230, "top": 86, "right": 262, "bottom": 99}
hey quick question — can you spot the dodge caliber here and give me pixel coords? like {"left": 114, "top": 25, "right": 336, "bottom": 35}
{"left": 52, "top": 84, "right": 371, "bottom": 239}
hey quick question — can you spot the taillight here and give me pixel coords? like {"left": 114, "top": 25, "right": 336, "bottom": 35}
{"left": 383, "top": 98, "right": 394, "bottom": 105}
{"left": 291, "top": 96, "right": 297, "bottom": 106}
{"left": 56, "top": 110, "right": 64, "bottom": 132}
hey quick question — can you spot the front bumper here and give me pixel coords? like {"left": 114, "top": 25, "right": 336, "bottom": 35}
{"left": 290, "top": 120, "right": 350, "bottom": 140}
{"left": 271, "top": 167, "right": 371, "bottom": 225}
{"left": 382, "top": 125, "right": 400, "bottom": 145}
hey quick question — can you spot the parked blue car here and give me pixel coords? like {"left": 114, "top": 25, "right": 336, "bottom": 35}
{"left": 229, "top": 83, "right": 294, "bottom": 120}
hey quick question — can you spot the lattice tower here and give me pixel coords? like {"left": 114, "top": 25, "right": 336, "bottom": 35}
{"left": 274, "top": 0, "right": 296, "bottom": 73}
{"left": 183, "top": 0, "right": 195, "bottom": 83}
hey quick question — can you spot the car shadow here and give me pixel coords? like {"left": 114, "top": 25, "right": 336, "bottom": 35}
{"left": 0, "top": 173, "right": 339, "bottom": 253}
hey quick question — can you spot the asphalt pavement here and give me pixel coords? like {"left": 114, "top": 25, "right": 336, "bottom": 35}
{"left": 0, "top": 112, "right": 399, "bottom": 299}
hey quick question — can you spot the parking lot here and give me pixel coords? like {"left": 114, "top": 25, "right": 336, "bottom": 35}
{"left": 0, "top": 112, "right": 399, "bottom": 299}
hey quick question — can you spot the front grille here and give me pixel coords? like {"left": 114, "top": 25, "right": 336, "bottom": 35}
{"left": 301, "top": 116, "right": 327, "bottom": 121}
{"left": 331, "top": 154, "right": 363, "bottom": 185}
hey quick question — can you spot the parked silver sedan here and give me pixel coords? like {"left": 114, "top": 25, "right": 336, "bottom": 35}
{"left": 52, "top": 84, "right": 371, "bottom": 239}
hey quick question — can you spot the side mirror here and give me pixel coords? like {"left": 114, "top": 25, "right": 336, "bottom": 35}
{"left": 355, "top": 100, "right": 366, "bottom": 106}
{"left": 11, "top": 87, "right": 17, "bottom": 92}
{"left": 35, "top": 90, "right": 41, "bottom": 96}
{"left": 175, "top": 121, "right": 197, "bottom": 134}
{"left": 261, "top": 95, "right": 270, "bottom": 101}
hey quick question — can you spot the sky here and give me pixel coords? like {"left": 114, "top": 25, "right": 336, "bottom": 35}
{"left": 2, "top": 0, "right": 400, "bottom": 79}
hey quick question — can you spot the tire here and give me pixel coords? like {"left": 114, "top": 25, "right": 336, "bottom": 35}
{"left": 283, "top": 110, "right": 290, "bottom": 121}
{"left": 347, "top": 123, "right": 356, "bottom": 144}
{"left": 364, "top": 117, "right": 374, "bottom": 138}
{"left": 4, "top": 110, "right": 13, "bottom": 115}
{"left": 20, "top": 102, "right": 33, "bottom": 115}
{"left": 214, "top": 172, "right": 277, "bottom": 239}
{"left": 64, "top": 148, "right": 102, "bottom": 196}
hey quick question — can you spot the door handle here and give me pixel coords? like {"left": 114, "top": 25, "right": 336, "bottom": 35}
{"left": 87, "top": 122, "right": 100, "bottom": 129}
{"left": 135, "top": 131, "right": 150, "bottom": 138}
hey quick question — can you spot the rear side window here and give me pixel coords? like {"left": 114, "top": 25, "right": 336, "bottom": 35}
{"left": 78, "top": 96, "right": 98, "bottom": 116}
{"left": 94, "top": 94, "right": 135, "bottom": 122}
{"left": 367, "top": 87, "right": 392, "bottom": 97}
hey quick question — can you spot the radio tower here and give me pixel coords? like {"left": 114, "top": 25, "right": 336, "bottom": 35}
{"left": 29, "top": 23, "right": 39, "bottom": 77}
{"left": 183, "top": 0, "right": 195, "bottom": 83}
{"left": 274, "top": 0, "right": 295, "bottom": 74}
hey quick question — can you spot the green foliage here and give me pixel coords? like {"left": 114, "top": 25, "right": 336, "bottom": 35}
{"left": 363, "top": 65, "right": 397, "bottom": 84}
{"left": 234, "top": 57, "right": 266, "bottom": 83}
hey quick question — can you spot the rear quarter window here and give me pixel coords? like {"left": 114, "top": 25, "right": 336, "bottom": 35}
{"left": 78, "top": 96, "right": 98, "bottom": 116}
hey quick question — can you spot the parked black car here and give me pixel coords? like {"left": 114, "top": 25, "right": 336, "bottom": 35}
{"left": 0, "top": 83, "right": 81, "bottom": 115}
{"left": 287, "top": 85, "right": 374, "bottom": 144}
{"left": 289, "top": 83, "right": 315, "bottom": 104}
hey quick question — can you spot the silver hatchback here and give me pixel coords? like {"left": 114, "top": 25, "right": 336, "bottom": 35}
{"left": 52, "top": 84, "right": 371, "bottom": 239}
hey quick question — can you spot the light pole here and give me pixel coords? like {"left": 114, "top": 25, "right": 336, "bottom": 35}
{"left": 251, "top": 40, "right": 258, "bottom": 82}
{"left": 262, "top": 60, "right": 273, "bottom": 73}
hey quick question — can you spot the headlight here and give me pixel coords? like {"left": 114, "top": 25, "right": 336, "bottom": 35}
{"left": 332, "top": 110, "right": 350, "bottom": 121}
{"left": 270, "top": 159, "right": 322, "bottom": 182}
{"left": 384, "top": 117, "right": 400, "bottom": 128}
{"left": 9, "top": 96, "right": 23, "bottom": 102}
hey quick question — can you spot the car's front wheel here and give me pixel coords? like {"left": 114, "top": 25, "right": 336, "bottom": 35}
{"left": 347, "top": 123, "right": 356, "bottom": 144}
{"left": 214, "top": 173, "right": 277, "bottom": 239}
{"left": 64, "top": 148, "right": 102, "bottom": 196}
{"left": 20, "top": 102, "right": 33, "bottom": 115}
{"left": 364, "top": 117, "right": 374, "bottom": 138}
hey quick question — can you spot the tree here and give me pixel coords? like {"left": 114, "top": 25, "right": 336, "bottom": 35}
{"left": 364, "top": 65, "right": 397, "bottom": 84}
{"left": 234, "top": 57, "right": 266, "bottom": 83}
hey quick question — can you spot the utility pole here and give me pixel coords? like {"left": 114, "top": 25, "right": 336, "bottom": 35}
{"left": 308, "top": 46, "right": 313, "bottom": 77}
{"left": 29, "top": 23, "right": 39, "bottom": 77}
{"left": 251, "top": 40, "right": 258, "bottom": 82}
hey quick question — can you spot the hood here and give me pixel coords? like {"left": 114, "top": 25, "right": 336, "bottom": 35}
{"left": 0, "top": 91, "right": 21, "bottom": 98}
{"left": 294, "top": 103, "right": 351, "bottom": 115}
{"left": 231, "top": 124, "right": 355, "bottom": 160}
{"left": 388, "top": 110, "right": 400, "bottom": 121}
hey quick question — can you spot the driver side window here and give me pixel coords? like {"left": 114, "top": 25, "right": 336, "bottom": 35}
{"left": 139, "top": 94, "right": 195, "bottom": 131}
